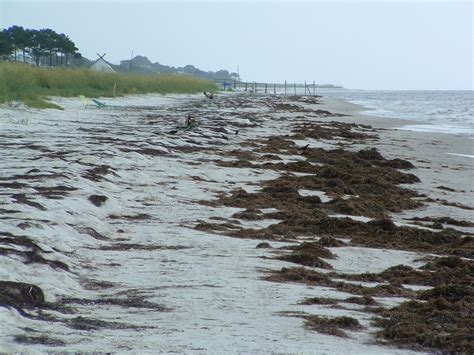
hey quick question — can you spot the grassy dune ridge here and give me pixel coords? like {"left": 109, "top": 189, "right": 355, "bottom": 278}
{"left": 0, "top": 62, "right": 216, "bottom": 108}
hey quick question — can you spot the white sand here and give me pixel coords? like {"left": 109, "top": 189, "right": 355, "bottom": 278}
{"left": 2, "top": 91, "right": 470, "bottom": 353}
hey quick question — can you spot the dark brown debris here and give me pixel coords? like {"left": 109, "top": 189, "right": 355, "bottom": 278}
{"left": 374, "top": 294, "right": 473, "bottom": 353}
{"left": 56, "top": 295, "right": 169, "bottom": 311}
{"left": 300, "top": 297, "right": 339, "bottom": 305}
{"left": 33, "top": 185, "right": 77, "bottom": 199}
{"left": 275, "top": 241, "right": 335, "bottom": 268}
{"left": 0, "top": 232, "right": 69, "bottom": 271}
{"left": 304, "top": 315, "right": 363, "bottom": 337}
{"left": 88, "top": 194, "right": 108, "bottom": 207}
{"left": 318, "top": 236, "right": 347, "bottom": 247}
{"left": 97, "top": 243, "right": 190, "bottom": 251}
{"left": 14, "top": 334, "right": 65, "bottom": 346}
{"left": 108, "top": 213, "right": 152, "bottom": 220}
{"left": 408, "top": 216, "right": 474, "bottom": 227}
{"left": 82, "top": 164, "right": 117, "bottom": 182}
{"left": 277, "top": 251, "right": 333, "bottom": 268}
{"left": 344, "top": 296, "right": 377, "bottom": 306}
{"left": 11, "top": 193, "right": 46, "bottom": 211}
{"left": 0, "top": 281, "right": 45, "bottom": 311}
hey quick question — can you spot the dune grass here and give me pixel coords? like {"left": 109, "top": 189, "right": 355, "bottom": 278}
{"left": 0, "top": 62, "right": 216, "bottom": 109}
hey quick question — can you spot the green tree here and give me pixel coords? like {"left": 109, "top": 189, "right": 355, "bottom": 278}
{"left": 57, "top": 33, "right": 78, "bottom": 66}
{"left": 1, "top": 26, "right": 80, "bottom": 66}
{"left": 39, "top": 28, "right": 59, "bottom": 66}
{"left": 29, "top": 29, "right": 48, "bottom": 65}
{"left": 0, "top": 30, "right": 14, "bottom": 60}
{"left": 5, "top": 25, "right": 32, "bottom": 62}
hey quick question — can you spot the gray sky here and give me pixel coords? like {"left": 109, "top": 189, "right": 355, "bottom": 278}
{"left": 1, "top": 0, "right": 472, "bottom": 89}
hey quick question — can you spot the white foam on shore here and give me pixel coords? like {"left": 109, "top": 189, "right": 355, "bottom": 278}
{"left": 447, "top": 153, "right": 474, "bottom": 159}
{"left": 397, "top": 124, "right": 474, "bottom": 138}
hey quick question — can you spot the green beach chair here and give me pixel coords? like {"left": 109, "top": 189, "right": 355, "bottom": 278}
{"left": 79, "top": 95, "right": 92, "bottom": 108}
{"left": 92, "top": 99, "right": 107, "bottom": 109}
{"left": 79, "top": 95, "right": 108, "bottom": 109}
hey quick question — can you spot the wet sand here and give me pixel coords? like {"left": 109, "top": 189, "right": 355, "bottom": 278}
{"left": 0, "top": 92, "right": 472, "bottom": 353}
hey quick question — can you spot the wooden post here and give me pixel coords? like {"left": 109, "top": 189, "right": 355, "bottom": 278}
{"left": 254, "top": 82, "right": 256, "bottom": 92}
{"left": 245, "top": 82, "right": 248, "bottom": 91}
{"left": 265, "top": 83, "right": 267, "bottom": 93}
{"left": 274, "top": 83, "right": 276, "bottom": 95}
{"left": 285, "top": 80, "right": 287, "bottom": 95}
{"left": 294, "top": 83, "right": 296, "bottom": 95}
{"left": 313, "top": 80, "right": 316, "bottom": 96}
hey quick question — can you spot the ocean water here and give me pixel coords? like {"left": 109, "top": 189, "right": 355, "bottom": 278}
{"left": 315, "top": 89, "right": 474, "bottom": 139}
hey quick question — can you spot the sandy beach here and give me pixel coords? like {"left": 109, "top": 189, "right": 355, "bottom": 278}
{"left": 0, "top": 92, "right": 472, "bottom": 353}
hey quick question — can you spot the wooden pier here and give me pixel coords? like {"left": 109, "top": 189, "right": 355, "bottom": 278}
{"left": 213, "top": 79, "right": 341, "bottom": 96}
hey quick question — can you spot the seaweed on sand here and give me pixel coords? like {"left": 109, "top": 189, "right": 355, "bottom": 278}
{"left": 88, "top": 194, "right": 108, "bottom": 207}
{"left": 11, "top": 193, "right": 46, "bottom": 211}
{"left": 216, "top": 144, "right": 422, "bottom": 219}
{"left": 265, "top": 267, "right": 331, "bottom": 285}
{"left": 292, "top": 122, "right": 374, "bottom": 141}
{"left": 373, "top": 292, "right": 473, "bottom": 353}
{"left": 340, "top": 257, "right": 474, "bottom": 287}
{"left": 318, "top": 236, "right": 347, "bottom": 247}
{"left": 264, "top": 267, "right": 413, "bottom": 297}
{"left": 304, "top": 315, "right": 363, "bottom": 337}
{"left": 409, "top": 216, "right": 474, "bottom": 227}
{"left": 194, "top": 95, "right": 473, "bottom": 352}
{"left": 300, "top": 295, "right": 377, "bottom": 306}
{"left": 14, "top": 333, "right": 66, "bottom": 346}
{"left": 0, "top": 231, "right": 70, "bottom": 271}
{"left": 0, "top": 281, "right": 45, "bottom": 311}
{"left": 277, "top": 251, "right": 333, "bottom": 268}
{"left": 232, "top": 208, "right": 265, "bottom": 220}
{"left": 300, "top": 297, "right": 339, "bottom": 305}
{"left": 275, "top": 242, "right": 335, "bottom": 268}
{"left": 82, "top": 164, "right": 117, "bottom": 182}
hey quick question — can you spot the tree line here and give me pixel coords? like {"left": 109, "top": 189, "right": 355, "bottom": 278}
{"left": 0, "top": 25, "right": 236, "bottom": 80}
{"left": 0, "top": 26, "right": 79, "bottom": 66}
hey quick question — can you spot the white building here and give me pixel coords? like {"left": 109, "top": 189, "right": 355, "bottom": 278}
{"left": 90, "top": 57, "right": 115, "bottom": 72}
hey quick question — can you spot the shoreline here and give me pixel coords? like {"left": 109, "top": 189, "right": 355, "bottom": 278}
{"left": 317, "top": 95, "right": 473, "bottom": 218}
{"left": 318, "top": 94, "right": 474, "bottom": 143}
{"left": 318, "top": 96, "right": 474, "bottom": 157}
{"left": 0, "top": 92, "right": 472, "bottom": 353}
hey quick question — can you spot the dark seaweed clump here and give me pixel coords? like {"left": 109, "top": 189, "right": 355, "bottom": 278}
{"left": 0, "top": 281, "right": 45, "bottom": 312}
{"left": 304, "top": 315, "right": 363, "bottom": 337}
{"left": 374, "top": 291, "right": 473, "bottom": 353}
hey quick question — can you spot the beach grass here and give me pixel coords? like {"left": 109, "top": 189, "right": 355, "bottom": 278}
{"left": 0, "top": 62, "right": 216, "bottom": 108}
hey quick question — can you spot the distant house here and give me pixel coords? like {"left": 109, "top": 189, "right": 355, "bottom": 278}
{"left": 9, "top": 52, "right": 36, "bottom": 65}
{"left": 90, "top": 56, "right": 115, "bottom": 73}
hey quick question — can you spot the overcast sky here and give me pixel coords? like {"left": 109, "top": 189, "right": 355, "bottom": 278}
{"left": 1, "top": 0, "right": 472, "bottom": 89}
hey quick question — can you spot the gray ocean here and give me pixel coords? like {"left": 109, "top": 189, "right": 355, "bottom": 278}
{"left": 314, "top": 89, "right": 474, "bottom": 139}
